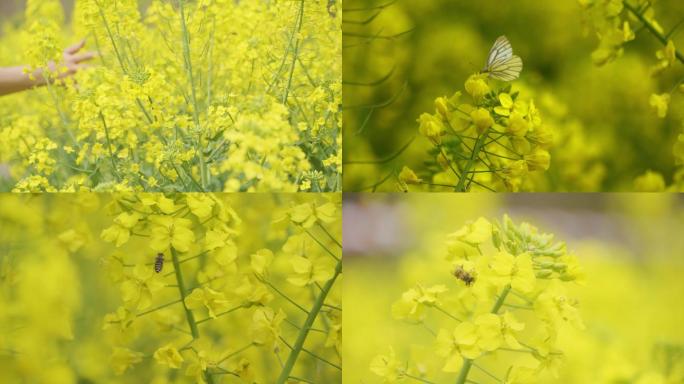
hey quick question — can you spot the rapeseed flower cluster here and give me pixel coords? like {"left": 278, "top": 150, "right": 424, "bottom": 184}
{"left": 341, "top": 0, "right": 684, "bottom": 192}
{"left": 0, "top": 0, "right": 341, "bottom": 192}
{"left": 371, "top": 215, "right": 584, "bottom": 383}
{"left": 99, "top": 193, "right": 342, "bottom": 383}
{"left": 400, "top": 77, "right": 553, "bottom": 192}
{"left": 0, "top": 194, "right": 341, "bottom": 383}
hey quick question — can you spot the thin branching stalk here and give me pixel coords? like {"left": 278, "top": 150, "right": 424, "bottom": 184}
{"left": 170, "top": 247, "right": 214, "bottom": 384}
{"left": 456, "top": 285, "right": 511, "bottom": 384}
{"left": 406, "top": 373, "right": 437, "bottom": 384}
{"left": 96, "top": 2, "right": 126, "bottom": 73}
{"left": 268, "top": 0, "right": 305, "bottom": 93}
{"left": 623, "top": 2, "right": 684, "bottom": 64}
{"left": 275, "top": 257, "right": 342, "bottom": 384}
{"left": 302, "top": 226, "right": 340, "bottom": 261}
{"left": 178, "top": 0, "right": 208, "bottom": 189}
{"left": 95, "top": 1, "right": 155, "bottom": 127}
{"left": 282, "top": 0, "right": 305, "bottom": 104}
{"left": 99, "top": 112, "right": 122, "bottom": 182}
{"left": 206, "top": 18, "right": 216, "bottom": 111}
{"left": 456, "top": 129, "right": 490, "bottom": 192}
{"left": 317, "top": 222, "right": 342, "bottom": 249}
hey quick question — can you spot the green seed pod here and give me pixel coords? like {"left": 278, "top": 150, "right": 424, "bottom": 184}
{"left": 492, "top": 226, "right": 503, "bottom": 249}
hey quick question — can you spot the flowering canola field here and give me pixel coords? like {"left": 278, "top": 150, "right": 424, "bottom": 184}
{"left": 0, "top": 0, "right": 341, "bottom": 192}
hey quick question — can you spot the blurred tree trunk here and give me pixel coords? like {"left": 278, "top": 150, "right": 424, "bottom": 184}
{"left": 0, "top": 0, "right": 74, "bottom": 21}
{"left": 0, "top": 0, "right": 21, "bottom": 17}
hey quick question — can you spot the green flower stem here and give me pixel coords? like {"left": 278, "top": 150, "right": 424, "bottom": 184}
{"left": 490, "top": 285, "right": 512, "bottom": 314}
{"left": 456, "top": 129, "right": 489, "bottom": 192}
{"left": 206, "top": 19, "right": 216, "bottom": 109}
{"left": 456, "top": 285, "right": 511, "bottom": 384}
{"left": 217, "top": 343, "right": 254, "bottom": 365}
{"left": 259, "top": 278, "right": 309, "bottom": 314}
{"left": 434, "top": 305, "right": 462, "bottom": 322}
{"left": 284, "top": 317, "right": 327, "bottom": 333}
{"left": 436, "top": 144, "right": 464, "bottom": 182}
{"left": 624, "top": 2, "right": 684, "bottom": 64}
{"left": 178, "top": 0, "right": 208, "bottom": 190}
{"left": 281, "top": 0, "right": 305, "bottom": 103}
{"left": 456, "top": 360, "right": 474, "bottom": 384}
{"left": 418, "top": 180, "right": 496, "bottom": 193}
{"left": 43, "top": 79, "right": 76, "bottom": 144}
{"left": 288, "top": 376, "right": 315, "bottom": 384}
{"left": 267, "top": 0, "right": 303, "bottom": 93}
{"left": 405, "top": 373, "right": 437, "bottom": 384}
{"left": 279, "top": 336, "right": 342, "bottom": 370}
{"left": 316, "top": 222, "right": 342, "bottom": 249}
{"left": 302, "top": 226, "right": 341, "bottom": 261}
{"left": 135, "top": 298, "right": 183, "bottom": 317}
{"left": 196, "top": 304, "right": 245, "bottom": 324}
{"left": 322, "top": 303, "right": 342, "bottom": 311}
{"left": 472, "top": 362, "right": 503, "bottom": 383}
{"left": 275, "top": 258, "right": 342, "bottom": 384}
{"left": 99, "top": 112, "right": 122, "bottom": 182}
{"left": 170, "top": 247, "right": 214, "bottom": 384}
{"left": 96, "top": 3, "right": 126, "bottom": 73}
{"left": 170, "top": 248, "right": 199, "bottom": 338}
{"left": 96, "top": 3, "right": 155, "bottom": 125}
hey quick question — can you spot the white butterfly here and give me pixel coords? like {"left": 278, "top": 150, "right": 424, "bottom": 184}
{"left": 483, "top": 35, "right": 523, "bottom": 81}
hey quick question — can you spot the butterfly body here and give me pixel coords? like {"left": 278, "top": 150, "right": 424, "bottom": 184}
{"left": 154, "top": 253, "right": 164, "bottom": 273}
{"left": 483, "top": 35, "right": 523, "bottom": 81}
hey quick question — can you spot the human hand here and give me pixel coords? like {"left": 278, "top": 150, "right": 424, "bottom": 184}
{"left": 45, "top": 39, "right": 97, "bottom": 80}
{"left": 0, "top": 39, "right": 98, "bottom": 96}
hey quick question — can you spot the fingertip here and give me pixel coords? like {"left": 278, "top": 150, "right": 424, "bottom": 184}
{"left": 66, "top": 39, "right": 87, "bottom": 54}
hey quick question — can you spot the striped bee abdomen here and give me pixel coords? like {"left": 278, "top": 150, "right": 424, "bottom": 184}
{"left": 154, "top": 253, "right": 164, "bottom": 273}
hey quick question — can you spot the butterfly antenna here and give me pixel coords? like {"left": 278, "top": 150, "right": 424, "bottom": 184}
{"left": 467, "top": 60, "right": 481, "bottom": 74}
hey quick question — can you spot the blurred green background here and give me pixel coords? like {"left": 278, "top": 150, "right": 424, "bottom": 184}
{"left": 343, "top": 0, "right": 684, "bottom": 191}
{"left": 343, "top": 193, "right": 684, "bottom": 383}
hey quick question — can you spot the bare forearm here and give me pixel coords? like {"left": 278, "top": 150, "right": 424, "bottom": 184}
{"left": 1, "top": 40, "right": 95, "bottom": 97}
{"left": 0, "top": 66, "right": 46, "bottom": 96}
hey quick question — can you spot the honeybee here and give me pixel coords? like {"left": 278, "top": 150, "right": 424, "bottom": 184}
{"left": 154, "top": 253, "right": 164, "bottom": 273}
{"left": 453, "top": 265, "right": 476, "bottom": 286}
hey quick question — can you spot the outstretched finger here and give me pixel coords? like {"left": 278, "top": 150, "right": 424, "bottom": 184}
{"left": 71, "top": 51, "right": 98, "bottom": 64}
{"left": 64, "top": 39, "right": 86, "bottom": 55}
{"left": 75, "top": 63, "right": 93, "bottom": 71}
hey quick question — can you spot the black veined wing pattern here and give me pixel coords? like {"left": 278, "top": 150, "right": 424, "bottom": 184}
{"left": 483, "top": 35, "right": 523, "bottom": 82}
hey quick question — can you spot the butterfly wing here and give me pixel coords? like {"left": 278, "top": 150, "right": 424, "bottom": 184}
{"left": 487, "top": 55, "right": 523, "bottom": 81}
{"left": 485, "top": 35, "right": 513, "bottom": 70}
{"left": 483, "top": 35, "right": 522, "bottom": 81}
